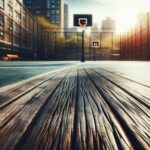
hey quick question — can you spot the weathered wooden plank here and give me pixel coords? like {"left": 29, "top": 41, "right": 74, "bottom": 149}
{"left": 92, "top": 68, "right": 150, "bottom": 107}
{"left": 85, "top": 67, "right": 150, "bottom": 149}
{"left": 0, "top": 71, "right": 60, "bottom": 107}
{"left": 0, "top": 65, "right": 149, "bottom": 150}
{"left": 99, "top": 67, "right": 150, "bottom": 87}
{"left": 17, "top": 68, "right": 78, "bottom": 150}
{"left": 75, "top": 68, "right": 131, "bottom": 150}
{"left": 0, "top": 70, "right": 69, "bottom": 149}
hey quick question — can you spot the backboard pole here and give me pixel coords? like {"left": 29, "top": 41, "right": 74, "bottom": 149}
{"left": 74, "top": 14, "right": 93, "bottom": 62}
{"left": 93, "top": 47, "right": 96, "bottom": 61}
{"left": 81, "top": 30, "right": 85, "bottom": 62}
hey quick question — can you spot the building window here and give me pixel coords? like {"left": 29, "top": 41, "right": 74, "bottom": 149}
{"left": 0, "top": 31, "right": 4, "bottom": 36}
{"left": 22, "top": 15, "right": 25, "bottom": 27}
{"left": 0, "top": 30, "right": 4, "bottom": 40}
{"left": 7, "top": 19, "right": 13, "bottom": 32}
{"left": 0, "top": 14, "right": 4, "bottom": 39}
{"left": 15, "top": 23, "right": 20, "bottom": 36}
{"left": 0, "top": 14, "right": 4, "bottom": 26}
{"left": 15, "top": 1, "right": 21, "bottom": 12}
{"left": 8, "top": 5, "right": 13, "bottom": 17}
{"left": 0, "top": 0, "right": 4, "bottom": 9}
{"left": 15, "top": 11, "right": 21, "bottom": 23}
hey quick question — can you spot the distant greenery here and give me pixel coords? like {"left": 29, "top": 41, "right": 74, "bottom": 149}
{"left": 35, "top": 16, "right": 59, "bottom": 29}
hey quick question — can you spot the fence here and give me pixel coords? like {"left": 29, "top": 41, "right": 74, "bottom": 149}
{"left": 43, "top": 28, "right": 120, "bottom": 61}
{"left": 120, "top": 13, "right": 150, "bottom": 60}
{"left": 0, "top": 0, "right": 43, "bottom": 60}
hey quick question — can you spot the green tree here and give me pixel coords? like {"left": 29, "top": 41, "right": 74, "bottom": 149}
{"left": 35, "top": 16, "right": 59, "bottom": 30}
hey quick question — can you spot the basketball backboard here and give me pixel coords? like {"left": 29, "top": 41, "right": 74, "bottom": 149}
{"left": 74, "top": 14, "right": 92, "bottom": 27}
{"left": 92, "top": 41, "right": 100, "bottom": 48}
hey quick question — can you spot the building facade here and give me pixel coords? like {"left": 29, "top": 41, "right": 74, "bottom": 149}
{"left": 64, "top": 4, "right": 68, "bottom": 28}
{"left": 0, "top": 0, "right": 43, "bottom": 60}
{"left": 91, "top": 23, "right": 100, "bottom": 41}
{"left": 101, "top": 17, "right": 116, "bottom": 33}
{"left": 24, "top": 0, "right": 64, "bottom": 29}
{"left": 100, "top": 17, "right": 118, "bottom": 60}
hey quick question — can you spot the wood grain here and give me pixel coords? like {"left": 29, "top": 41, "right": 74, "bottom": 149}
{"left": 0, "top": 66, "right": 149, "bottom": 150}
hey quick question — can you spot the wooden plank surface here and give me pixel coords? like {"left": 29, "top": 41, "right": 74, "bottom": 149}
{"left": 0, "top": 65, "right": 149, "bottom": 150}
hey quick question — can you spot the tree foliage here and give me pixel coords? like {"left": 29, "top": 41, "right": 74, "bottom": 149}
{"left": 35, "top": 16, "right": 59, "bottom": 29}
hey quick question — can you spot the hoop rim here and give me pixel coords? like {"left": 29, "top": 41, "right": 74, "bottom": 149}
{"left": 79, "top": 18, "right": 88, "bottom": 27}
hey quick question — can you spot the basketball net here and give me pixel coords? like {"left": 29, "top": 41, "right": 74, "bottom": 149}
{"left": 93, "top": 44, "right": 98, "bottom": 48}
{"left": 79, "top": 19, "right": 87, "bottom": 30}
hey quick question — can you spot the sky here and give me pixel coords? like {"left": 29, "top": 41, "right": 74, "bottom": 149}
{"left": 65, "top": 0, "right": 150, "bottom": 33}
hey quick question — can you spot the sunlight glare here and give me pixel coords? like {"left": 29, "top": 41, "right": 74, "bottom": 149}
{"left": 77, "top": 28, "right": 91, "bottom": 35}
{"left": 116, "top": 10, "right": 137, "bottom": 34}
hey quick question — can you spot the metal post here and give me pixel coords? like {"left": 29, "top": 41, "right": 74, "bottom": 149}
{"left": 131, "top": 30, "right": 133, "bottom": 59}
{"left": 127, "top": 32, "right": 129, "bottom": 60}
{"left": 140, "top": 17, "right": 142, "bottom": 60}
{"left": 11, "top": 20, "right": 14, "bottom": 52}
{"left": 81, "top": 30, "right": 85, "bottom": 62}
{"left": 100, "top": 32, "right": 101, "bottom": 60}
{"left": 28, "top": 16, "right": 31, "bottom": 58}
{"left": 45, "top": 31, "right": 47, "bottom": 60}
{"left": 134, "top": 27, "right": 136, "bottom": 60}
{"left": 35, "top": 22, "right": 40, "bottom": 60}
{"left": 54, "top": 32, "right": 56, "bottom": 60}
{"left": 50, "top": 31, "right": 53, "bottom": 60}
{"left": 47, "top": 32, "right": 49, "bottom": 59}
{"left": 147, "top": 13, "right": 150, "bottom": 60}
{"left": 131, "top": 29, "right": 133, "bottom": 60}
{"left": 25, "top": 10, "right": 27, "bottom": 53}
{"left": 40, "top": 28, "right": 43, "bottom": 60}
{"left": 89, "top": 36, "right": 91, "bottom": 60}
{"left": 128, "top": 32, "right": 130, "bottom": 59}
{"left": 65, "top": 33, "right": 67, "bottom": 60}
{"left": 20, "top": 5, "right": 22, "bottom": 54}
{"left": 93, "top": 47, "right": 96, "bottom": 61}
{"left": 76, "top": 32, "right": 78, "bottom": 60}
{"left": 33, "top": 18, "right": 36, "bottom": 60}
{"left": 111, "top": 32, "right": 113, "bottom": 60}
{"left": 44, "top": 31, "right": 47, "bottom": 60}
{"left": 47, "top": 32, "right": 50, "bottom": 60}
{"left": 120, "top": 34, "right": 121, "bottom": 60}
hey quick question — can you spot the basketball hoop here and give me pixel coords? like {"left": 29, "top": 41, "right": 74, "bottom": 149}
{"left": 79, "top": 18, "right": 87, "bottom": 30}
{"left": 92, "top": 41, "right": 100, "bottom": 48}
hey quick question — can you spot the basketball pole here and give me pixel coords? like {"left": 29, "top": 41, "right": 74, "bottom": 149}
{"left": 81, "top": 29, "right": 85, "bottom": 62}
{"left": 93, "top": 47, "right": 96, "bottom": 61}
{"left": 74, "top": 15, "right": 92, "bottom": 62}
